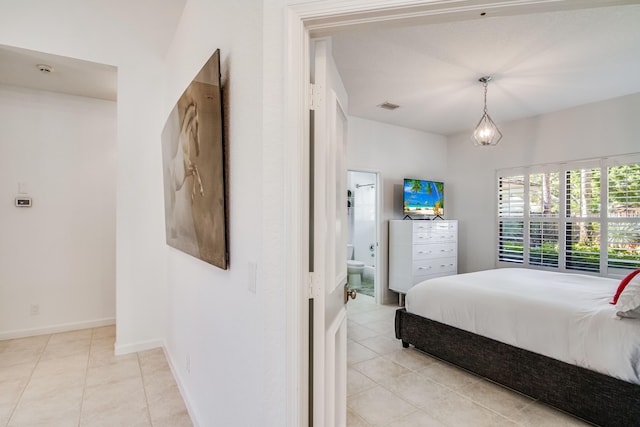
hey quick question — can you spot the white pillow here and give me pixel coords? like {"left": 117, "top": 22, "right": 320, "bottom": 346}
{"left": 616, "top": 274, "right": 640, "bottom": 315}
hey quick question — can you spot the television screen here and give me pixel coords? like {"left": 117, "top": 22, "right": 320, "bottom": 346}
{"left": 403, "top": 179, "right": 444, "bottom": 216}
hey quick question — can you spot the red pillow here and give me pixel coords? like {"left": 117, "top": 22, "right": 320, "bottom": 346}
{"left": 610, "top": 269, "right": 640, "bottom": 305}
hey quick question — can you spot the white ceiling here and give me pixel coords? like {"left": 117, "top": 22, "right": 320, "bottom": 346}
{"left": 0, "top": 45, "right": 117, "bottom": 101}
{"left": 330, "top": 4, "right": 640, "bottom": 136}
{"left": 0, "top": 0, "right": 186, "bottom": 102}
{"left": 2, "top": 3, "right": 639, "bottom": 125}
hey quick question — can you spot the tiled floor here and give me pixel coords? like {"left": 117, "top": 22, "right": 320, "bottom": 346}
{"left": 0, "top": 326, "right": 192, "bottom": 427}
{"left": 347, "top": 294, "right": 592, "bottom": 427}
{"left": 1, "top": 305, "right": 594, "bottom": 427}
{"left": 356, "top": 277, "right": 375, "bottom": 298}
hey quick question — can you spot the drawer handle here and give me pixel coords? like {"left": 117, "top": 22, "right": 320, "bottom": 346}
{"left": 440, "top": 264, "right": 454, "bottom": 268}
{"left": 418, "top": 250, "right": 432, "bottom": 254}
{"left": 418, "top": 266, "right": 432, "bottom": 270}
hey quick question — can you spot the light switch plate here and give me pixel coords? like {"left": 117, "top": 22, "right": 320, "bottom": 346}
{"left": 15, "top": 197, "right": 32, "bottom": 207}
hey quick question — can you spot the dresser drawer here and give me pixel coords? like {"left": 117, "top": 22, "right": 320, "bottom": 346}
{"left": 412, "top": 257, "right": 457, "bottom": 276}
{"left": 413, "top": 231, "right": 456, "bottom": 243}
{"left": 413, "top": 243, "right": 457, "bottom": 260}
{"left": 412, "top": 270, "right": 457, "bottom": 286}
{"left": 413, "top": 221, "right": 457, "bottom": 233}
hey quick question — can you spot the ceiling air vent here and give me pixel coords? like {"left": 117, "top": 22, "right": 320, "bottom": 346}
{"left": 377, "top": 102, "right": 400, "bottom": 111}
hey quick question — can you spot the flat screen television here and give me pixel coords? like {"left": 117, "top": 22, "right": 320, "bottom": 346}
{"left": 403, "top": 178, "right": 444, "bottom": 217}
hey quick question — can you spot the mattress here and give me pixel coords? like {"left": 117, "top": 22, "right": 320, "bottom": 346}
{"left": 405, "top": 268, "right": 640, "bottom": 384}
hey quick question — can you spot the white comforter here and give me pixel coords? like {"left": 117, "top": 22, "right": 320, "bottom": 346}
{"left": 405, "top": 268, "right": 640, "bottom": 384}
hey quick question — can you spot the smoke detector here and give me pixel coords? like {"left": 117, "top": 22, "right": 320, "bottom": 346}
{"left": 36, "top": 64, "right": 54, "bottom": 73}
{"left": 377, "top": 101, "right": 400, "bottom": 111}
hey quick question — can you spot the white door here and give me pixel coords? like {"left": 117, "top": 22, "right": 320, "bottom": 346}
{"left": 311, "top": 38, "right": 351, "bottom": 427}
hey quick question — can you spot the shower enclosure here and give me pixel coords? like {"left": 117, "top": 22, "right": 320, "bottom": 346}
{"left": 347, "top": 171, "right": 378, "bottom": 298}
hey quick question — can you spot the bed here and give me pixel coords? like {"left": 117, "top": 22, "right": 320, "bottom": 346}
{"left": 394, "top": 268, "right": 640, "bottom": 427}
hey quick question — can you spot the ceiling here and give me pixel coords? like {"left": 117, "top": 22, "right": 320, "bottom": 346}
{"left": 1, "top": 3, "right": 639, "bottom": 125}
{"left": 330, "top": 4, "right": 640, "bottom": 136}
{"left": 0, "top": 0, "right": 187, "bottom": 102}
{"left": 0, "top": 45, "right": 117, "bottom": 101}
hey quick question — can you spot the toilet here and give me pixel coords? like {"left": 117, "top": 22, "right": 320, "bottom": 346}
{"left": 347, "top": 244, "right": 365, "bottom": 288}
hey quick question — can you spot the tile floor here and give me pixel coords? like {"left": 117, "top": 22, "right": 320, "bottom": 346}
{"left": 346, "top": 294, "right": 592, "bottom": 427}
{"left": 0, "top": 326, "right": 192, "bottom": 427}
{"left": 1, "top": 301, "right": 594, "bottom": 427}
{"left": 357, "top": 277, "right": 375, "bottom": 298}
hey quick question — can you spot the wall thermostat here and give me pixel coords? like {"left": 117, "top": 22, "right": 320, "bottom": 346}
{"left": 15, "top": 197, "right": 32, "bottom": 207}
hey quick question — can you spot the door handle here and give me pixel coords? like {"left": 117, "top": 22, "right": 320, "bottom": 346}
{"left": 344, "top": 286, "right": 357, "bottom": 303}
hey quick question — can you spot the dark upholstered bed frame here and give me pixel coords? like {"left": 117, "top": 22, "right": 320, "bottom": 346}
{"left": 395, "top": 308, "right": 640, "bottom": 427}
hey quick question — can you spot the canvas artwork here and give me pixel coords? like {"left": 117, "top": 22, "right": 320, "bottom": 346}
{"left": 161, "top": 50, "right": 228, "bottom": 269}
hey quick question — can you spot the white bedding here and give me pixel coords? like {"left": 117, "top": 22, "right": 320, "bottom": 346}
{"left": 405, "top": 268, "right": 640, "bottom": 384}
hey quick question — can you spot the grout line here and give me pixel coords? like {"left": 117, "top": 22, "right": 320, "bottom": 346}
{"left": 137, "top": 352, "right": 154, "bottom": 425}
{"left": 77, "top": 328, "right": 95, "bottom": 427}
{"left": 5, "top": 334, "right": 52, "bottom": 427}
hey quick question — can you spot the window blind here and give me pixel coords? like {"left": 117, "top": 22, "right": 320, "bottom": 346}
{"left": 607, "top": 163, "right": 640, "bottom": 270}
{"left": 496, "top": 155, "right": 640, "bottom": 276}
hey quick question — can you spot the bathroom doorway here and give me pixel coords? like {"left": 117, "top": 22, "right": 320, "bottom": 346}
{"left": 347, "top": 171, "right": 379, "bottom": 299}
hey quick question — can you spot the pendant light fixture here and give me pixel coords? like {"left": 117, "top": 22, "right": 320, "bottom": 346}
{"left": 472, "top": 76, "right": 502, "bottom": 146}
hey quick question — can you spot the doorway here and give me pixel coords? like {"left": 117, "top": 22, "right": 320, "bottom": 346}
{"left": 286, "top": 2, "right": 619, "bottom": 425}
{"left": 347, "top": 171, "right": 378, "bottom": 299}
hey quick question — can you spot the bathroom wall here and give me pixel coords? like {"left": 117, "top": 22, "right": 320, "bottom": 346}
{"left": 348, "top": 171, "right": 377, "bottom": 267}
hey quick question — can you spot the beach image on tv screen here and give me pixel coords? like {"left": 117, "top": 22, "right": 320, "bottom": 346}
{"left": 403, "top": 179, "right": 444, "bottom": 216}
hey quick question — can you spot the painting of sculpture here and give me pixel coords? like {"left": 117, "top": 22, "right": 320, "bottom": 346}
{"left": 161, "top": 49, "right": 228, "bottom": 269}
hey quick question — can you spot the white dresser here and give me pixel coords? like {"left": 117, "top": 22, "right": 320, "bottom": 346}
{"left": 389, "top": 220, "right": 458, "bottom": 294}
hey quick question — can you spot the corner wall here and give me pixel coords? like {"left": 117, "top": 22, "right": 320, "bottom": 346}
{"left": 0, "top": 85, "right": 116, "bottom": 338}
{"left": 0, "top": 0, "right": 186, "bottom": 360}
{"left": 347, "top": 117, "right": 448, "bottom": 303}
{"left": 161, "top": 1, "right": 266, "bottom": 425}
{"left": 446, "top": 93, "right": 640, "bottom": 273}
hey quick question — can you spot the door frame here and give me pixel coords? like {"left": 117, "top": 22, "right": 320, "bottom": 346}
{"left": 283, "top": 1, "right": 623, "bottom": 425}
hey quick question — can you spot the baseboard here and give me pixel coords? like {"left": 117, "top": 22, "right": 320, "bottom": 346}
{"left": 163, "top": 343, "right": 201, "bottom": 427}
{"left": 114, "top": 338, "right": 164, "bottom": 355}
{"left": 0, "top": 318, "right": 115, "bottom": 340}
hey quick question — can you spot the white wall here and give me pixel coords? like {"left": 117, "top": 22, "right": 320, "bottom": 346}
{"left": 0, "top": 2, "right": 292, "bottom": 426}
{"left": 0, "top": 0, "right": 185, "bottom": 357}
{"left": 347, "top": 117, "right": 448, "bottom": 302}
{"left": 447, "top": 92, "right": 640, "bottom": 273}
{"left": 348, "top": 171, "right": 377, "bottom": 267}
{"left": 161, "top": 1, "right": 266, "bottom": 425}
{"left": 0, "top": 85, "right": 116, "bottom": 338}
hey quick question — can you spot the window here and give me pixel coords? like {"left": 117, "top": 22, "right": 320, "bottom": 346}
{"left": 498, "top": 175, "right": 524, "bottom": 263}
{"left": 607, "top": 163, "right": 640, "bottom": 270}
{"left": 497, "top": 155, "right": 640, "bottom": 276}
{"left": 565, "top": 166, "right": 601, "bottom": 272}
